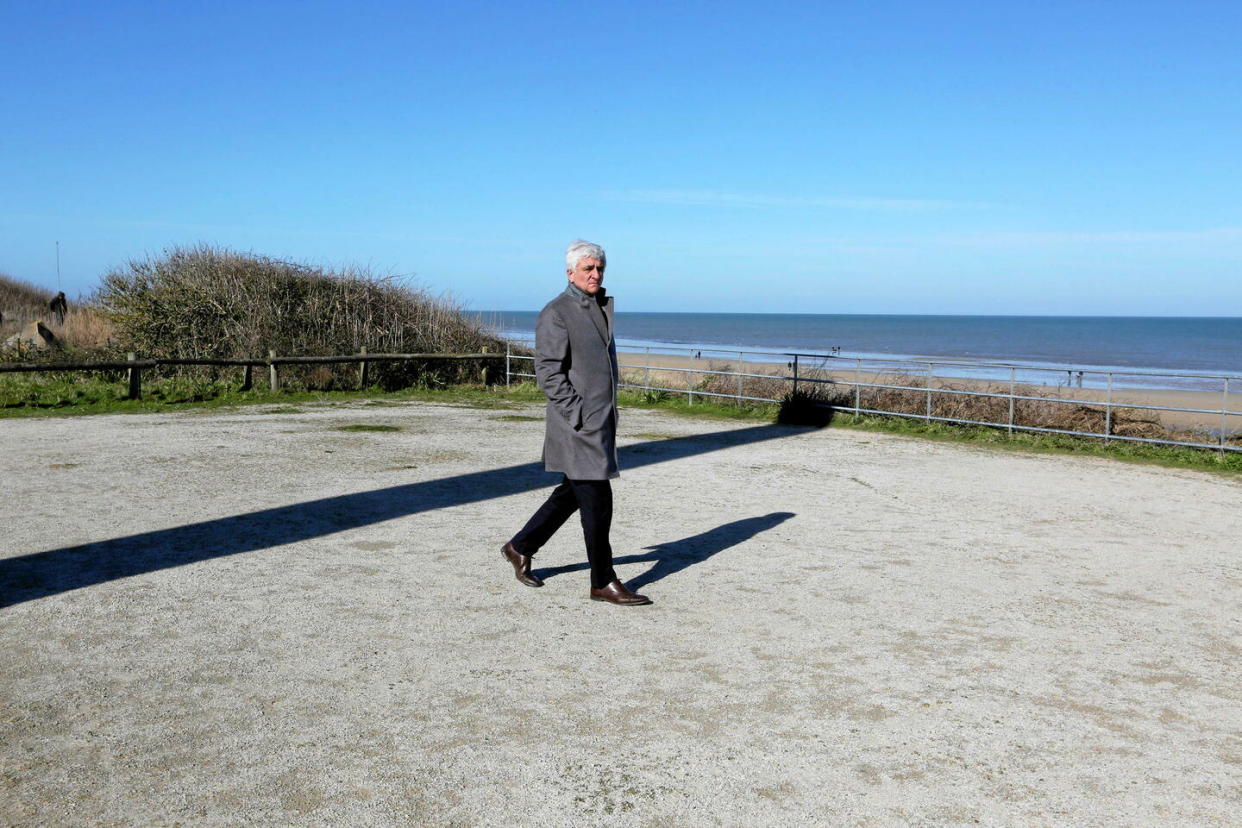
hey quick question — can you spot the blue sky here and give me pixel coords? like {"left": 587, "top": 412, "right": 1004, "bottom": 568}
{"left": 2, "top": 0, "right": 1239, "bottom": 314}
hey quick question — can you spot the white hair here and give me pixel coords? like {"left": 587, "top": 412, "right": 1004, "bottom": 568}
{"left": 565, "top": 240, "right": 606, "bottom": 271}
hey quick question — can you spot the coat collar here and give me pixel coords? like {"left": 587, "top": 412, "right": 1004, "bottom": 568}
{"left": 564, "top": 283, "right": 612, "bottom": 344}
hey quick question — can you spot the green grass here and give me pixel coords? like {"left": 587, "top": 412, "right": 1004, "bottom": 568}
{"left": 0, "top": 373, "right": 545, "bottom": 419}
{"left": 3, "top": 374, "right": 1237, "bottom": 476}
{"left": 616, "top": 388, "right": 779, "bottom": 421}
{"left": 826, "top": 412, "right": 1242, "bottom": 475}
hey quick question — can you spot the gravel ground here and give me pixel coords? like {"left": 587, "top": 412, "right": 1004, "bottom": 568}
{"left": 2, "top": 398, "right": 1240, "bottom": 826}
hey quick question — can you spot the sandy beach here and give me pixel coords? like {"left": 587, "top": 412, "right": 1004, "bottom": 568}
{"left": 604, "top": 351, "right": 1242, "bottom": 434}
{"left": 2, "top": 398, "right": 1239, "bottom": 825}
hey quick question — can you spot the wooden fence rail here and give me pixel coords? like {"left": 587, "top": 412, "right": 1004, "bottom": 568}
{"left": 0, "top": 351, "right": 499, "bottom": 399}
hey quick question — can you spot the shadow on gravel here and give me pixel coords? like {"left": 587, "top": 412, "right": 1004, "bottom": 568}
{"left": 2, "top": 423, "right": 810, "bottom": 607}
{"left": 531, "top": 511, "right": 796, "bottom": 591}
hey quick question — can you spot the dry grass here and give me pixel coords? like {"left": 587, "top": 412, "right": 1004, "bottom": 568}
{"left": 1, "top": 272, "right": 54, "bottom": 344}
{"left": 0, "top": 272, "right": 53, "bottom": 320}
{"left": 638, "top": 360, "right": 1227, "bottom": 445}
{"left": 0, "top": 273, "right": 114, "bottom": 353}
{"left": 55, "top": 307, "right": 116, "bottom": 350}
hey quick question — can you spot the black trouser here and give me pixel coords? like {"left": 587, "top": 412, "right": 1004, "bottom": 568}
{"left": 510, "top": 476, "right": 617, "bottom": 589}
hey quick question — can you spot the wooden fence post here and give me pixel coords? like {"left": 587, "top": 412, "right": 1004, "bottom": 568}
{"left": 358, "top": 346, "right": 369, "bottom": 388}
{"left": 269, "top": 350, "right": 279, "bottom": 392}
{"left": 241, "top": 364, "right": 253, "bottom": 392}
{"left": 481, "top": 346, "right": 490, "bottom": 385}
{"left": 127, "top": 352, "right": 141, "bottom": 400}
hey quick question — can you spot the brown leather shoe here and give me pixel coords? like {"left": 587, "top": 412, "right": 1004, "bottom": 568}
{"left": 590, "top": 579, "right": 652, "bottom": 606}
{"left": 501, "top": 542, "right": 544, "bottom": 588}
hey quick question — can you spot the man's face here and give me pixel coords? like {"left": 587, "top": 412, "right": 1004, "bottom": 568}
{"left": 567, "top": 257, "right": 605, "bottom": 295}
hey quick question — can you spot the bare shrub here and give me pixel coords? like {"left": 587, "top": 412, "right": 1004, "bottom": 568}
{"left": 93, "top": 245, "right": 506, "bottom": 388}
{"left": 778, "top": 386, "right": 853, "bottom": 427}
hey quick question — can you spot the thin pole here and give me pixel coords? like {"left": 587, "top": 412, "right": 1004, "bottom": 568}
{"left": 687, "top": 350, "right": 694, "bottom": 404}
{"left": 925, "top": 363, "right": 933, "bottom": 420}
{"left": 1008, "top": 367, "right": 1016, "bottom": 436}
{"left": 854, "top": 358, "right": 861, "bottom": 413}
{"left": 1105, "top": 373, "right": 1113, "bottom": 443}
{"left": 1221, "top": 377, "right": 1230, "bottom": 455}
{"left": 736, "top": 350, "right": 742, "bottom": 405}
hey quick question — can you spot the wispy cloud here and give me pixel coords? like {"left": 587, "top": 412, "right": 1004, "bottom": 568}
{"left": 931, "top": 226, "right": 1242, "bottom": 246}
{"left": 0, "top": 212, "right": 422, "bottom": 244}
{"left": 600, "top": 189, "right": 985, "bottom": 211}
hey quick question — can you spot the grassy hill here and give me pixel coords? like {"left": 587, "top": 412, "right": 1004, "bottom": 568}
{"left": 4, "top": 245, "right": 507, "bottom": 391}
{"left": 0, "top": 273, "right": 109, "bottom": 351}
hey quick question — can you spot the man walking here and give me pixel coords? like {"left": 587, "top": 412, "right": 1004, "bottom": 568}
{"left": 501, "top": 240, "right": 651, "bottom": 606}
{"left": 48, "top": 292, "right": 67, "bottom": 326}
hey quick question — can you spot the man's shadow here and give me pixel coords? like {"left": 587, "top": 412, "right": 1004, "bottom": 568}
{"left": 532, "top": 511, "right": 795, "bottom": 592}
{"left": 1, "top": 423, "right": 811, "bottom": 608}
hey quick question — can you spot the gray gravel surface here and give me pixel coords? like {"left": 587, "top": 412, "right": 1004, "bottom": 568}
{"left": 2, "top": 398, "right": 1240, "bottom": 826}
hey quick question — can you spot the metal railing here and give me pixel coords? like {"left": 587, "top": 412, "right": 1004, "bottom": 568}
{"left": 505, "top": 340, "right": 1242, "bottom": 454}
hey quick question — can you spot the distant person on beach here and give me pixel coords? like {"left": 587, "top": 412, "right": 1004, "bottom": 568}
{"left": 500, "top": 240, "right": 651, "bottom": 606}
{"left": 49, "top": 292, "right": 67, "bottom": 326}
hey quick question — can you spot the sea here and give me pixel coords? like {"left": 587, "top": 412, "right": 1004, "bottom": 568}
{"left": 475, "top": 312, "right": 1242, "bottom": 392}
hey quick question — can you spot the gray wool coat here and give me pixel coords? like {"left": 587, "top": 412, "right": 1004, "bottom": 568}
{"left": 534, "top": 283, "right": 620, "bottom": 480}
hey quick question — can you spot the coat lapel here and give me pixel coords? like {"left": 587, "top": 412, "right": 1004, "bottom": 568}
{"left": 585, "top": 297, "right": 609, "bottom": 345}
{"left": 568, "top": 284, "right": 611, "bottom": 345}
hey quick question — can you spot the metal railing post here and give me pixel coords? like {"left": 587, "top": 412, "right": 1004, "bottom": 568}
{"left": 687, "top": 351, "right": 694, "bottom": 404}
{"left": 1104, "top": 373, "right": 1113, "bottom": 442}
{"left": 505, "top": 342, "right": 511, "bottom": 389}
{"left": 925, "top": 362, "right": 933, "bottom": 420}
{"left": 792, "top": 354, "right": 799, "bottom": 397}
{"left": 854, "top": 358, "right": 861, "bottom": 413}
{"left": 645, "top": 346, "right": 651, "bottom": 390}
{"left": 1222, "top": 377, "right": 1230, "bottom": 454}
{"left": 126, "top": 352, "right": 141, "bottom": 400}
{"left": 1008, "top": 367, "right": 1016, "bottom": 436}
{"left": 736, "top": 351, "right": 743, "bottom": 405}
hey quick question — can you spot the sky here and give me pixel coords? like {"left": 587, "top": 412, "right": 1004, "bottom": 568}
{"left": 2, "top": 0, "right": 1240, "bottom": 315}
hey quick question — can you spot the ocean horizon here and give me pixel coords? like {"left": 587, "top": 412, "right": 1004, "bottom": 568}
{"left": 474, "top": 311, "right": 1242, "bottom": 392}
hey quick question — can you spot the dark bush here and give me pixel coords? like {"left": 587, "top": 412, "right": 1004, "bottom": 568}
{"left": 93, "top": 245, "right": 507, "bottom": 389}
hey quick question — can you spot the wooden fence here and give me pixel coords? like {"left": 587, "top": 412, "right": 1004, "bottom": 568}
{"left": 0, "top": 350, "right": 500, "bottom": 399}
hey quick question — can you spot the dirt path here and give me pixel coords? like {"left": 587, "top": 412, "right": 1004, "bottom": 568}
{"left": 2, "top": 399, "right": 1239, "bottom": 825}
